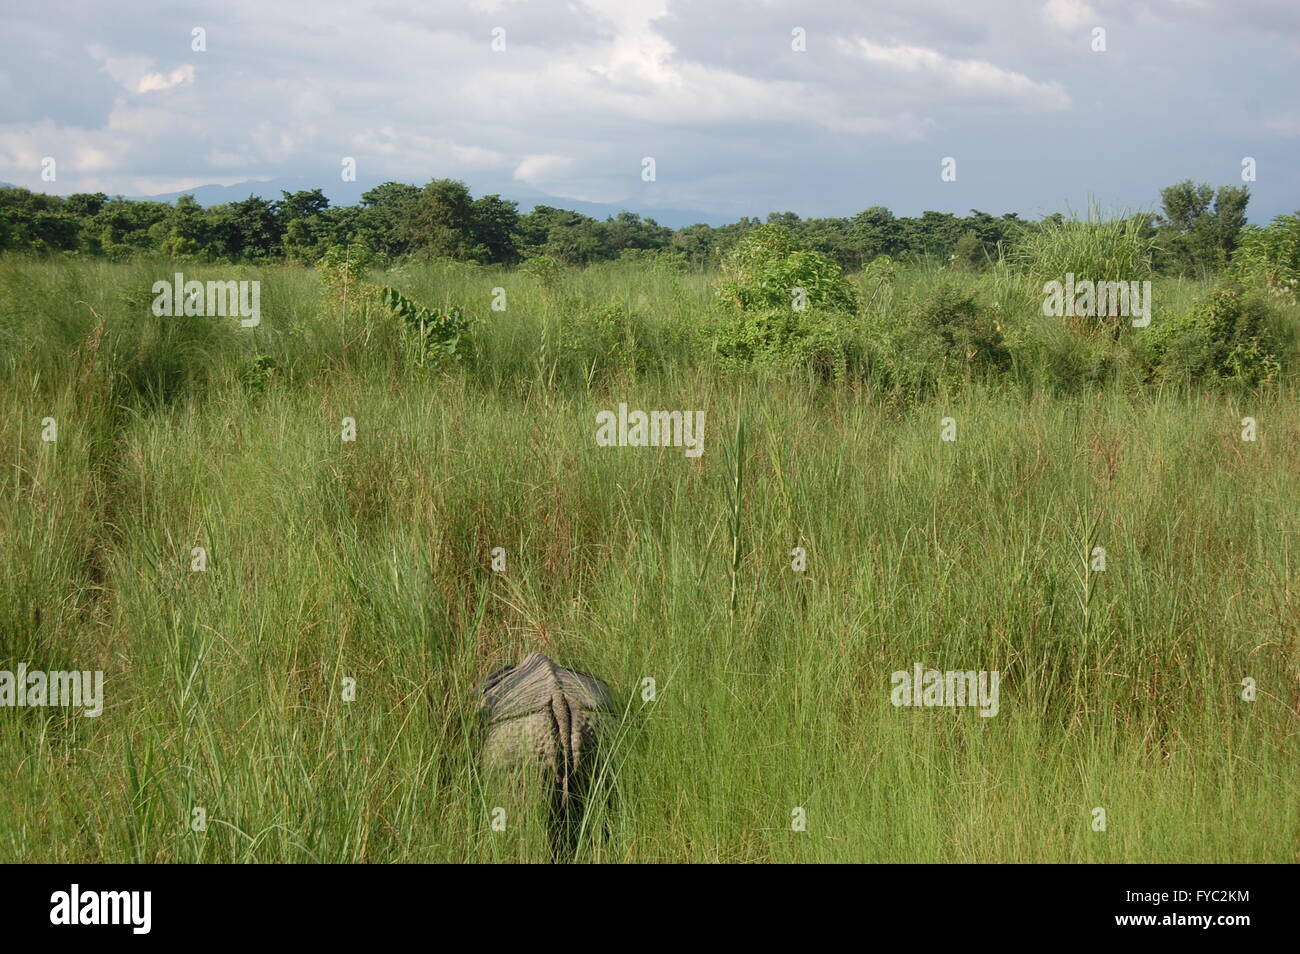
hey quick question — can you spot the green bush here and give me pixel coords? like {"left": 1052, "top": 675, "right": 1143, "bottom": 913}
{"left": 950, "top": 231, "right": 986, "bottom": 270}
{"left": 857, "top": 255, "right": 897, "bottom": 312}
{"left": 379, "top": 285, "right": 472, "bottom": 366}
{"left": 913, "top": 282, "right": 1010, "bottom": 371}
{"left": 712, "top": 224, "right": 859, "bottom": 375}
{"left": 863, "top": 282, "right": 1010, "bottom": 398}
{"left": 1138, "top": 283, "right": 1281, "bottom": 386}
{"left": 712, "top": 305, "right": 857, "bottom": 378}
{"left": 1232, "top": 213, "right": 1300, "bottom": 301}
{"left": 520, "top": 254, "right": 562, "bottom": 288}
{"left": 239, "top": 353, "right": 279, "bottom": 392}
{"left": 618, "top": 247, "right": 689, "bottom": 274}
{"left": 558, "top": 299, "right": 642, "bottom": 375}
{"left": 316, "top": 243, "right": 375, "bottom": 298}
{"left": 717, "top": 224, "right": 858, "bottom": 313}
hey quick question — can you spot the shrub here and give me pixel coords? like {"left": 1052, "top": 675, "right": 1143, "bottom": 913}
{"left": 379, "top": 285, "right": 472, "bottom": 366}
{"left": 316, "top": 243, "right": 375, "bottom": 300}
{"left": 239, "top": 353, "right": 279, "bottom": 392}
{"left": 950, "top": 231, "right": 985, "bottom": 270}
{"left": 1137, "top": 283, "right": 1281, "bottom": 386}
{"left": 1016, "top": 324, "right": 1124, "bottom": 394}
{"left": 719, "top": 223, "right": 801, "bottom": 277}
{"left": 520, "top": 254, "right": 562, "bottom": 288}
{"left": 857, "top": 255, "right": 897, "bottom": 312}
{"left": 912, "top": 282, "right": 1010, "bottom": 372}
{"left": 617, "top": 248, "right": 689, "bottom": 274}
{"left": 1232, "top": 213, "right": 1300, "bottom": 301}
{"left": 863, "top": 282, "right": 1010, "bottom": 398}
{"left": 558, "top": 299, "right": 641, "bottom": 374}
{"left": 712, "top": 224, "right": 859, "bottom": 375}
{"left": 712, "top": 305, "right": 857, "bottom": 379}
{"left": 718, "top": 224, "right": 859, "bottom": 313}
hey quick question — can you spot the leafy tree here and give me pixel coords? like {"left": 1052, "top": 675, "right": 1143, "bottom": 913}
{"left": 604, "top": 210, "right": 671, "bottom": 254}
{"left": 0, "top": 187, "right": 81, "bottom": 253}
{"left": 849, "top": 207, "right": 901, "bottom": 264}
{"left": 157, "top": 194, "right": 212, "bottom": 258}
{"left": 277, "top": 189, "right": 333, "bottom": 262}
{"left": 899, "top": 211, "right": 963, "bottom": 262}
{"left": 671, "top": 223, "right": 717, "bottom": 266}
{"left": 543, "top": 219, "right": 605, "bottom": 263}
{"left": 399, "top": 179, "right": 478, "bottom": 259}
{"left": 360, "top": 182, "right": 420, "bottom": 257}
{"left": 279, "top": 189, "right": 330, "bottom": 222}
{"left": 518, "top": 205, "right": 607, "bottom": 262}
{"left": 0, "top": 176, "right": 1256, "bottom": 277}
{"left": 209, "top": 195, "right": 280, "bottom": 260}
{"left": 65, "top": 192, "right": 108, "bottom": 219}
{"left": 1157, "top": 180, "right": 1250, "bottom": 275}
{"left": 469, "top": 194, "right": 521, "bottom": 263}
{"left": 92, "top": 197, "right": 170, "bottom": 258}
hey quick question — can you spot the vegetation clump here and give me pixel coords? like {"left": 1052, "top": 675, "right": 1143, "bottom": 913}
{"left": 712, "top": 224, "right": 860, "bottom": 377}
{"left": 1138, "top": 283, "right": 1281, "bottom": 386}
{"left": 379, "top": 285, "right": 472, "bottom": 366}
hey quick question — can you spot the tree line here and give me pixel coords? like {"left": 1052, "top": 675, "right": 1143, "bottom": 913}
{"left": 0, "top": 177, "right": 1251, "bottom": 276}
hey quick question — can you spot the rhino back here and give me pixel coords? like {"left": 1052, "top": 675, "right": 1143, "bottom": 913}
{"left": 479, "top": 653, "right": 613, "bottom": 778}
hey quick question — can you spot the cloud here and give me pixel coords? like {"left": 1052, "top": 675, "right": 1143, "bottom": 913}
{"left": 88, "top": 45, "right": 194, "bottom": 95}
{"left": 1043, "top": 0, "right": 1099, "bottom": 31}
{"left": 511, "top": 153, "right": 624, "bottom": 203}
{"left": 136, "top": 65, "right": 195, "bottom": 94}
{"left": 843, "top": 38, "right": 1071, "bottom": 110}
{"left": 361, "top": 127, "right": 509, "bottom": 179}
{"left": 0, "top": 0, "right": 1295, "bottom": 221}
{"left": 514, "top": 154, "right": 576, "bottom": 185}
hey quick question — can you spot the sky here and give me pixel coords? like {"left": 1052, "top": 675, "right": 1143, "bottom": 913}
{"left": 1, "top": 0, "right": 1297, "bottom": 226}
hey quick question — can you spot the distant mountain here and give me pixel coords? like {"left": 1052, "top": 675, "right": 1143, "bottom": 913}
{"left": 127, "top": 178, "right": 356, "bottom": 208}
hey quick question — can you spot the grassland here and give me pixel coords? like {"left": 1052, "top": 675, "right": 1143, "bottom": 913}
{"left": 0, "top": 255, "right": 1296, "bottom": 862}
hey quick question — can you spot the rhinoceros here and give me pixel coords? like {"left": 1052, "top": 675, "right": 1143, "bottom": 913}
{"left": 477, "top": 652, "right": 616, "bottom": 854}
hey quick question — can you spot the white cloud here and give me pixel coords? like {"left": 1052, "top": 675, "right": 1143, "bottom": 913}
{"left": 357, "top": 127, "right": 508, "bottom": 179}
{"left": 514, "top": 153, "right": 576, "bottom": 185}
{"left": 2, "top": 0, "right": 1295, "bottom": 219}
{"left": 1043, "top": 0, "right": 1099, "bottom": 31}
{"left": 0, "top": 117, "right": 132, "bottom": 181}
{"left": 136, "top": 65, "right": 195, "bottom": 94}
{"left": 844, "top": 38, "right": 1071, "bottom": 110}
{"left": 88, "top": 45, "right": 194, "bottom": 95}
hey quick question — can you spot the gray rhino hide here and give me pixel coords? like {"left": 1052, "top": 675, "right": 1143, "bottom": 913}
{"left": 477, "top": 652, "right": 615, "bottom": 814}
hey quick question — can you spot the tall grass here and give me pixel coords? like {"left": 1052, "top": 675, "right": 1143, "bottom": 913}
{"left": 0, "top": 255, "right": 1295, "bottom": 862}
{"left": 1011, "top": 206, "right": 1157, "bottom": 283}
